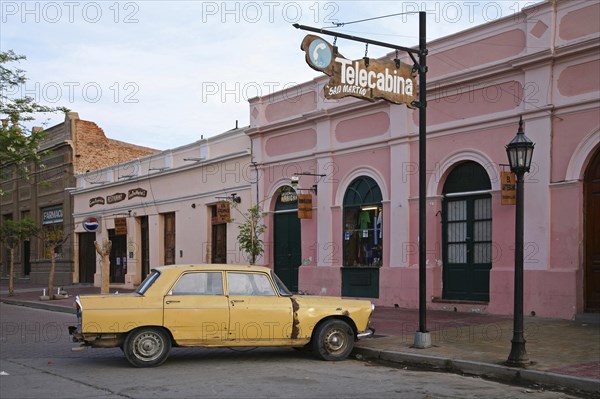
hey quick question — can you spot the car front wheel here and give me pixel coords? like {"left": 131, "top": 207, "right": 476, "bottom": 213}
{"left": 124, "top": 327, "right": 171, "bottom": 368}
{"left": 312, "top": 319, "right": 354, "bottom": 361}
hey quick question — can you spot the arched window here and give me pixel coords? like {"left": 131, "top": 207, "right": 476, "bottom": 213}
{"left": 343, "top": 176, "right": 383, "bottom": 267}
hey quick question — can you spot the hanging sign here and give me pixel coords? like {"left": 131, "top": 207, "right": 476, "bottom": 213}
{"left": 300, "top": 35, "right": 417, "bottom": 106}
{"left": 114, "top": 217, "right": 128, "bottom": 235}
{"left": 212, "top": 201, "right": 230, "bottom": 224}
{"left": 501, "top": 171, "right": 516, "bottom": 205}
{"left": 297, "top": 194, "right": 313, "bottom": 219}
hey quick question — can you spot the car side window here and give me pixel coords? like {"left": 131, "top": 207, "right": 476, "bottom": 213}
{"left": 171, "top": 272, "right": 224, "bottom": 295}
{"left": 227, "top": 273, "right": 276, "bottom": 296}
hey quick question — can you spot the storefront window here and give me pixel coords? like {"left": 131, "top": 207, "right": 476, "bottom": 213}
{"left": 343, "top": 176, "right": 383, "bottom": 267}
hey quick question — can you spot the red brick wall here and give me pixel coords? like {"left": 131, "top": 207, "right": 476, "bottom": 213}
{"left": 73, "top": 119, "right": 158, "bottom": 174}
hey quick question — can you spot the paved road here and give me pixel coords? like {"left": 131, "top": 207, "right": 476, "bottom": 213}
{"left": 0, "top": 303, "right": 584, "bottom": 399}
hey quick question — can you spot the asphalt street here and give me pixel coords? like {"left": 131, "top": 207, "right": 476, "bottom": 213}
{"left": 0, "top": 303, "right": 586, "bottom": 399}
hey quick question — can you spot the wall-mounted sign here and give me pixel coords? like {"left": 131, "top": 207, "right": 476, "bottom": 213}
{"left": 301, "top": 35, "right": 417, "bottom": 106}
{"left": 280, "top": 191, "right": 298, "bottom": 203}
{"left": 501, "top": 171, "right": 516, "bottom": 205}
{"left": 114, "top": 217, "right": 128, "bottom": 235}
{"left": 128, "top": 188, "right": 147, "bottom": 200}
{"left": 89, "top": 197, "right": 105, "bottom": 207}
{"left": 83, "top": 217, "right": 101, "bottom": 233}
{"left": 107, "top": 192, "right": 126, "bottom": 204}
{"left": 297, "top": 194, "right": 312, "bottom": 219}
{"left": 42, "top": 205, "right": 63, "bottom": 225}
{"left": 212, "top": 201, "right": 231, "bottom": 224}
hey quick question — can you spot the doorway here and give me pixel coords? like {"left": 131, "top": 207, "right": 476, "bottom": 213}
{"left": 108, "top": 229, "right": 126, "bottom": 283}
{"left": 584, "top": 148, "right": 600, "bottom": 312}
{"left": 163, "top": 212, "right": 176, "bottom": 265}
{"left": 139, "top": 216, "right": 150, "bottom": 280}
{"left": 78, "top": 232, "right": 96, "bottom": 284}
{"left": 442, "top": 161, "right": 492, "bottom": 302}
{"left": 273, "top": 189, "right": 301, "bottom": 293}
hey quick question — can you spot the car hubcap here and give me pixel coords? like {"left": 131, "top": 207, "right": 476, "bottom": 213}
{"left": 133, "top": 332, "right": 163, "bottom": 361}
{"left": 324, "top": 328, "right": 346, "bottom": 354}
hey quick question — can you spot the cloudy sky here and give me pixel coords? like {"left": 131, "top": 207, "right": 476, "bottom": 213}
{"left": 2, "top": 1, "right": 537, "bottom": 150}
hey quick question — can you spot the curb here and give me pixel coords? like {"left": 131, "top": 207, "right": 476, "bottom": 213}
{"left": 0, "top": 298, "right": 76, "bottom": 314}
{"left": 353, "top": 346, "right": 599, "bottom": 397}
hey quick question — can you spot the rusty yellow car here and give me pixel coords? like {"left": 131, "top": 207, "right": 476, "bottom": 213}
{"left": 69, "top": 264, "right": 375, "bottom": 367}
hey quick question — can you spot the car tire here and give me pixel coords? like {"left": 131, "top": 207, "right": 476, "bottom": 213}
{"left": 123, "top": 327, "right": 171, "bottom": 368}
{"left": 311, "top": 319, "right": 354, "bottom": 361}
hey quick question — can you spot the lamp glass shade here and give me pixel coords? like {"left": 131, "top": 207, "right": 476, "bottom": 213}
{"left": 506, "top": 117, "right": 535, "bottom": 174}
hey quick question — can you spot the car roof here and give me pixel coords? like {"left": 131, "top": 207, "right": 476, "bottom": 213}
{"left": 152, "top": 264, "right": 273, "bottom": 274}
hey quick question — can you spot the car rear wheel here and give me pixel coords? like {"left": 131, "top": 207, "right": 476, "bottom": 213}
{"left": 124, "top": 327, "right": 171, "bottom": 368}
{"left": 311, "top": 319, "right": 354, "bottom": 361}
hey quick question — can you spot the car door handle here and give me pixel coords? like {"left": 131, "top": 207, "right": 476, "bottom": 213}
{"left": 230, "top": 299, "right": 245, "bottom": 305}
{"left": 165, "top": 300, "right": 180, "bottom": 304}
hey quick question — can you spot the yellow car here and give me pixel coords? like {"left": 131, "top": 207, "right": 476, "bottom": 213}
{"left": 69, "top": 264, "right": 375, "bottom": 367}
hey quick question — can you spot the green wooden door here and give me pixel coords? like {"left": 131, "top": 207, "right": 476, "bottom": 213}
{"left": 443, "top": 195, "right": 492, "bottom": 301}
{"left": 274, "top": 190, "right": 301, "bottom": 293}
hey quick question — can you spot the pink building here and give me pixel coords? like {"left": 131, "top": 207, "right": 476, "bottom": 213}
{"left": 247, "top": 1, "right": 599, "bottom": 319}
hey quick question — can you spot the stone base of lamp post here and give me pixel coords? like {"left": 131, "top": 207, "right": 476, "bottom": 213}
{"left": 413, "top": 331, "right": 432, "bottom": 349}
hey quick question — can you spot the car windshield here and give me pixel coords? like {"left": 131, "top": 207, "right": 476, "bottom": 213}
{"left": 136, "top": 269, "right": 160, "bottom": 295}
{"left": 271, "top": 271, "right": 293, "bottom": 296}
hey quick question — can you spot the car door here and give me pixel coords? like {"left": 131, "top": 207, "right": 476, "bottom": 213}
{"left": 226, "top": 271, "right": 293, "bottom": 345}
{"left": 163, "top": 271, "right": 229, "bottom": 346}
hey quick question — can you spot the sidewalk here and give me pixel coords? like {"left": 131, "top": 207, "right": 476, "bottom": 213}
{"left": 1, "top": 280, "right": 598, "bottom": 396}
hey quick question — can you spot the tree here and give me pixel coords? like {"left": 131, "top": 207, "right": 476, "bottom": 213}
{"left": 0, "top": 50, "right": 69, "bottom": 193}
{"left": 37, "top": 223, "right": 71, "bottom": 300}
{"left": 234, "top": 203, "right": 267, "bottom": 265}
{"left": 0, "top": 218, "right": 39, "bottom": 296}
{"left": 94, "top": 239, "right": 112, "bottom": 294}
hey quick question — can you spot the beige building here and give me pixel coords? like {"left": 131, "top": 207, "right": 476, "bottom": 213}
{"left": 70, "top": 127, "right": 253, "bottom": 288}
{"left": 0, "top": 112, "right": 158, "bottom": 285}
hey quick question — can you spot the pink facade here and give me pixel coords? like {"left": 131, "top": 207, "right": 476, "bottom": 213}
{"left": 247, "top": 1, "right": 600, "bottom": 319}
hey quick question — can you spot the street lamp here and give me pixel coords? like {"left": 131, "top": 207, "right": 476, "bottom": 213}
{"left": 505, "top": 115, "right": 535, "bottom": 367}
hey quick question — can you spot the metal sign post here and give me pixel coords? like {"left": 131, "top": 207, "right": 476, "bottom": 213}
{"left": 294, "top": 11, "right": 431, "bottom": 348}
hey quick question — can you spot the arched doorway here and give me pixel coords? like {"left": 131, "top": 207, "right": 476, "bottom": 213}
{"left": 341, "top": 176, "right": 383, "bottom": 298}
{"left": 584, "top": 148, "right": 600, "bottom": 312}
{"left": 274, "top": 187, "right": 301, "bottom": 292}
{"left": 442, "top": 161, "right": 492, "bottom": 301}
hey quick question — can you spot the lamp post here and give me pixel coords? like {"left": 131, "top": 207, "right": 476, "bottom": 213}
{"left": 505, "top": 115, "right": 535, "bottom": 367}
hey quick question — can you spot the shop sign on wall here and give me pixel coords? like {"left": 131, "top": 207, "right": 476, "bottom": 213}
{"left": 90, "top": 188, "right": 148, "bottom": 208}
{"left": 213, "top": 201, "right": 231, "bottom": 224}
{"left": 300, "top": 34, "right": 417, "bottom": 106}
{"left": 83, "top": 217, "right": 101, "bottom": 233}
{"left": 297, "top": 194, "right": 312, "bottom": 219}
{"left": 42, "top": 205, "right": 63, "bottom": 224}
{"left": 128, "top": 188, "right": 147, "bottom": 199}
{"left": 114, "top": 217, "right": 127, "bottom": 235}
{"left": 107, "top": 192, "right": 126, "bottom": 204}
{"left": 501, "top": 171, "right": 516, "bottom": 205}
{"left": 89, "top": 197, "right": 105, "bottom": 207}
